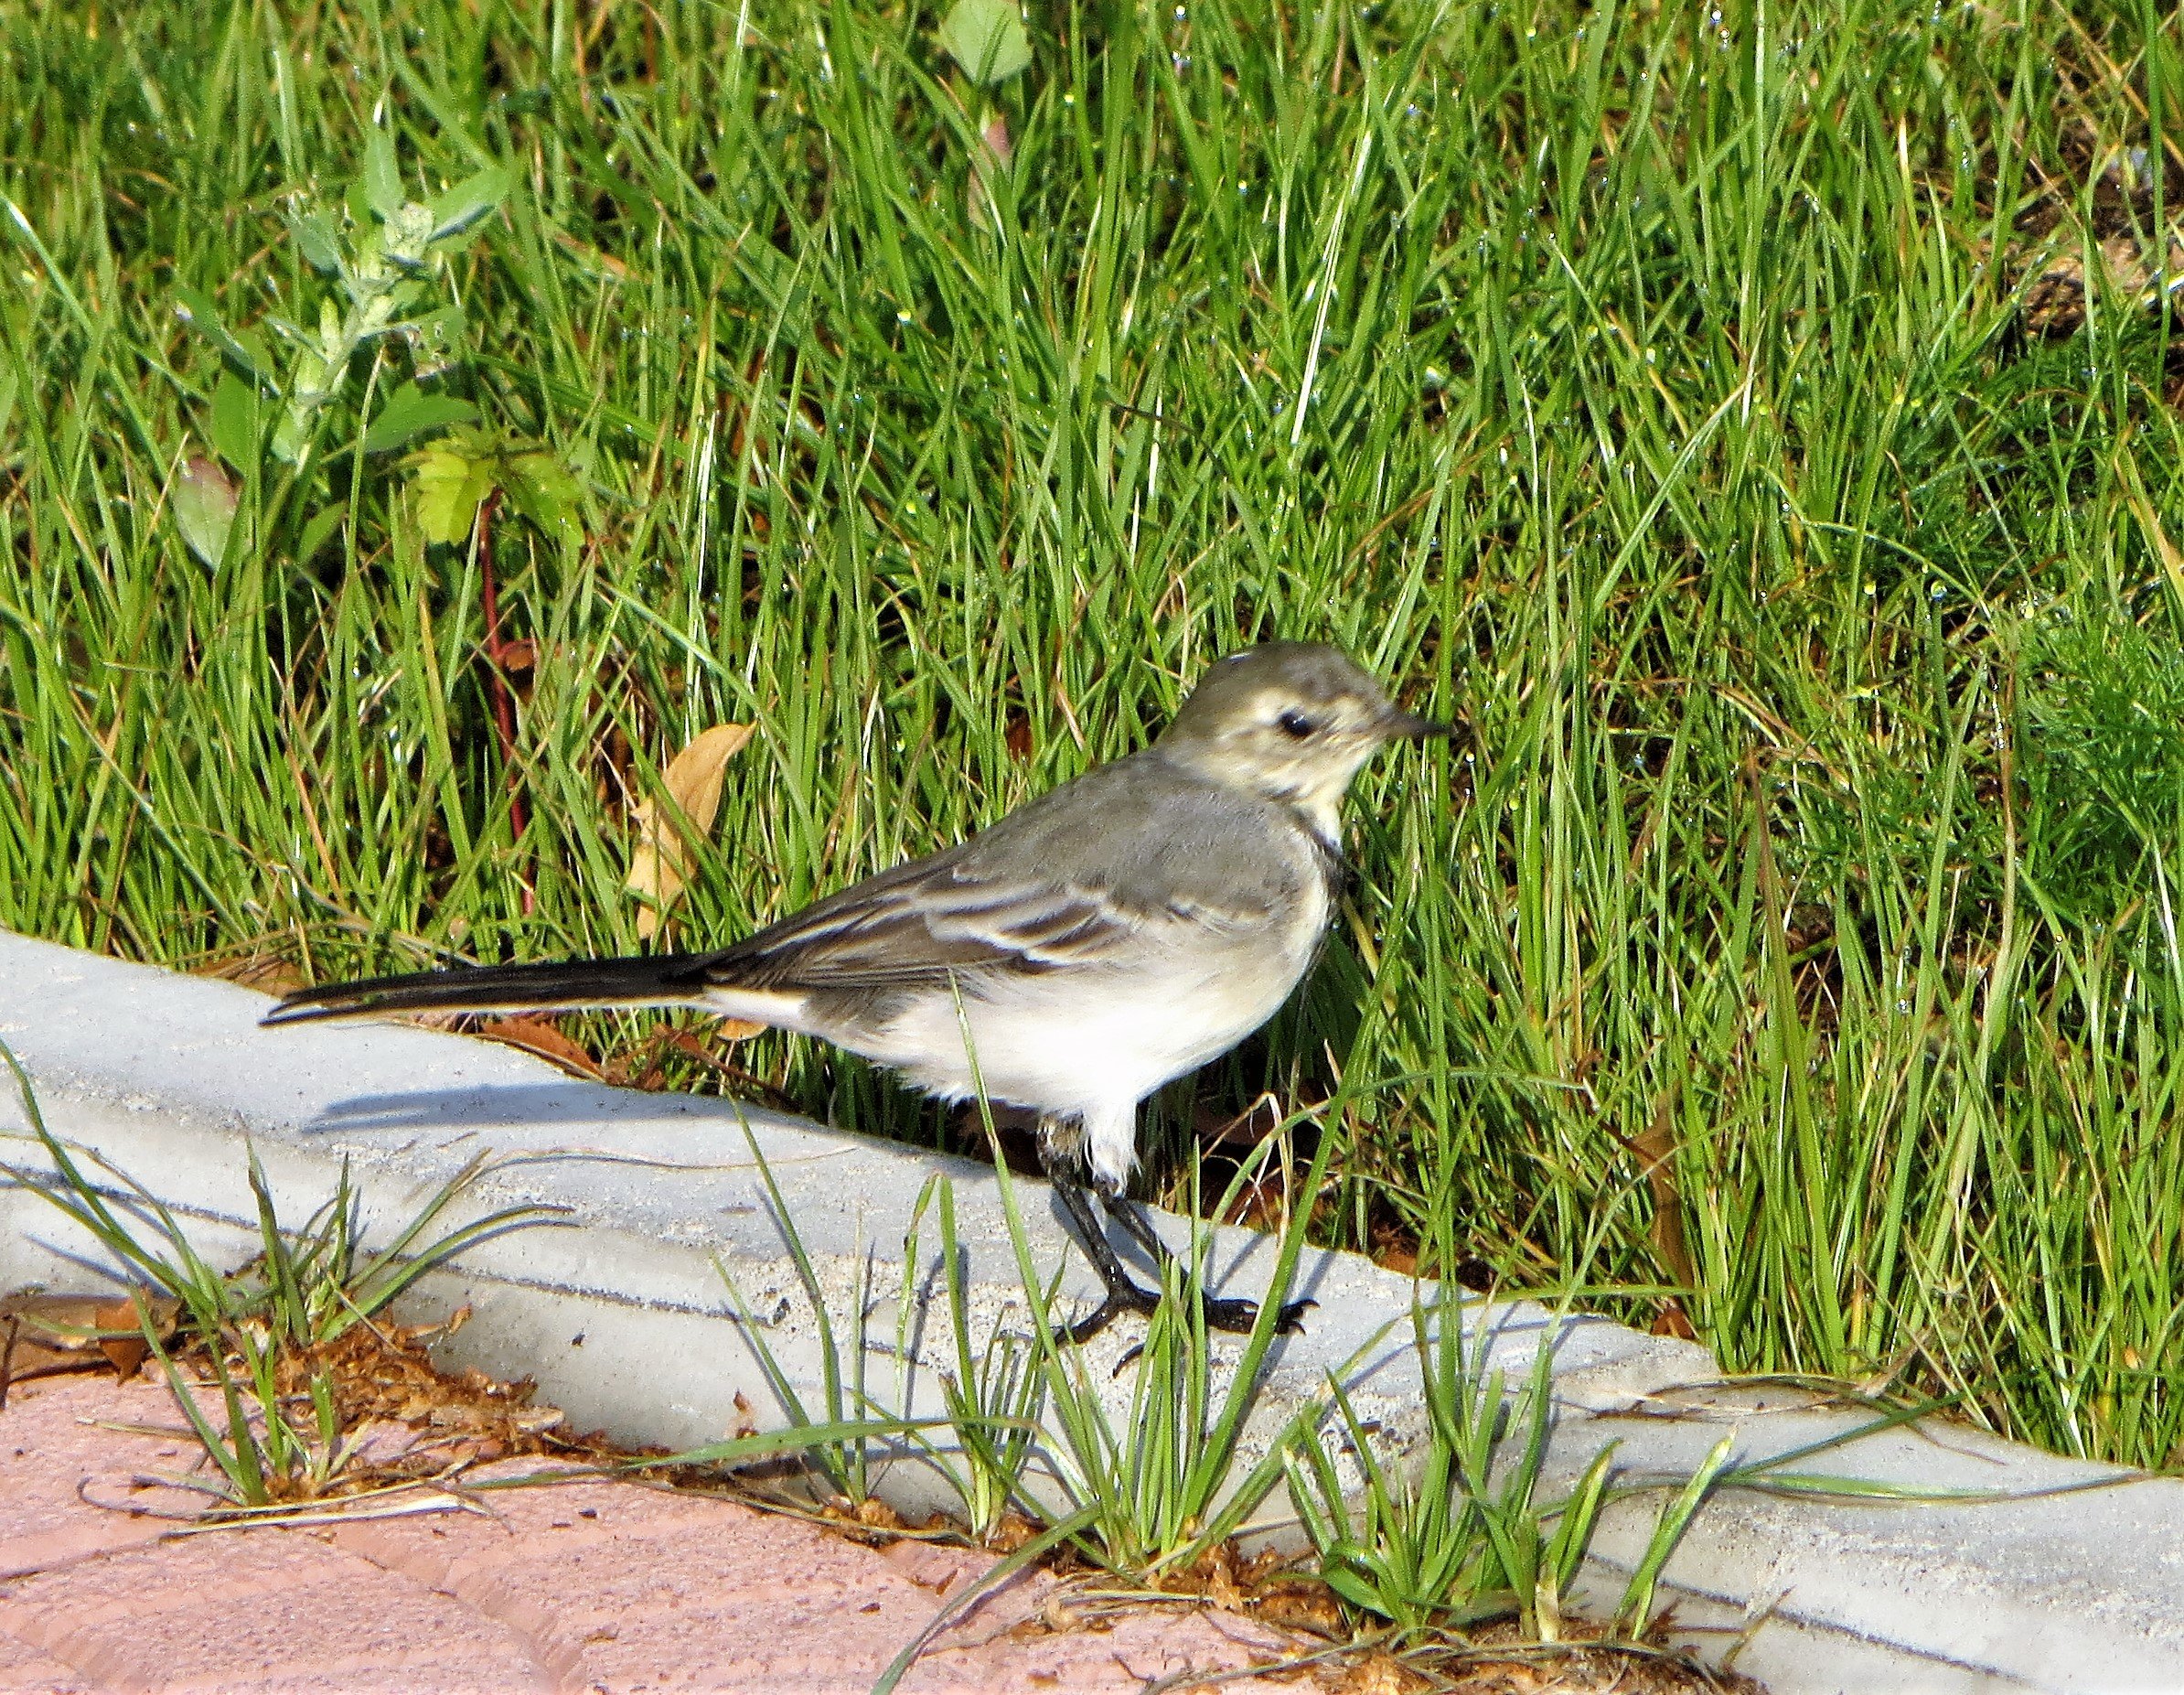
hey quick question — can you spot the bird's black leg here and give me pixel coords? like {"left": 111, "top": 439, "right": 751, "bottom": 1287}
{"left": 1034, "top": 1116, "right": 1313, "bottom": 1344}
{"left": 1048, "top": 1170, "right": 1162, "bottom": 1343}
{"left": 1035, "top": 1118, "right": 1162, "bottom": 1343}
{"left": 1097, "top": 1188, "right": 1314, "bottom": 1337}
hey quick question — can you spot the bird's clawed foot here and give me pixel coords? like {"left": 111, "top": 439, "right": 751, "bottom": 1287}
{"left": 1062, "top": 1282, "right": 1315, "bottom": 1346}
{"left": 1062, "top": 1281, "right": 1162, "bottom": 1345}
{"left": 1201, "top": 1292, "right": 1316, "bottom": 1336}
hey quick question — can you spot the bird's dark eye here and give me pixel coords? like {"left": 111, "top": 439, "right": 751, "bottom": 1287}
{"left": 1276, "top": 710, "right": 1317, "bottom": 740}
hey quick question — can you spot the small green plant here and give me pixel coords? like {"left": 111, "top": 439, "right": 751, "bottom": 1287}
{"left": 1291, "top": 1303, "right": 1576, "bottom": 1636}
{"left": 1287, "top": 1272, "right": 1739, "bottom": 1645}
{"left": 177, "top": 123, "right": 502, "bottom": 478}
{"left": 409, "top": 424, "right": 581, "bottom": 552}
{"left": 2018, "top": 603, "right": 2184, "bottom": 909}
{"left": 898, "top": 1173, "right": 1049, "bottom": 1544}
{"left": 0, "top": 1038, "right": 555, "bottom": 1507}
{"left": 163, "top": 116, "right": 506, "bottom": 579}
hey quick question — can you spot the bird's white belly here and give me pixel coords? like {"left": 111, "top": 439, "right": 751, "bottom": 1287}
{"left": 866, "top": 935, "right": 1313, "bottom": 1124}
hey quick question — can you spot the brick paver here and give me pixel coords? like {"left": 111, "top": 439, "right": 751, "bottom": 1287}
{"left": 0, "top": 1372, "right": 1333, "bottom": 1694}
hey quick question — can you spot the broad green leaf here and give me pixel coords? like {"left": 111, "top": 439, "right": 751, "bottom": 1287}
{"left": 174, "top": 456, "right": 239, "bottom": 567}
{"left": 209, "top": 372, "right": 260, "bottom": 473}
{"left": 939, "top": 0, "right": 1031, "bottom": 85}
{"left": 410, "top": 444, "right": 495, "bottom": 547}
{"left": 272, "top": 410, "right": 307, "bottom": 466}
{"left": 384, "top": 200, "right": 435, "bottom": 261}
{"left": 405, "top": 304, "right": 467, "bottom": 374}
{"left": 506, "top": 449, "right": 582, "bottom": 545}
{"left": 361, "top": 125, "right": 403, "bottom": 220}
{"left": 426, "top": 166, "right": 510, "bottom": 241}
{"left": 287, "top": 209, "right": 342, "bottom": 275}
{"left": 273, "top": 348, "right": 328, "bottom": 466}
{"left": 362, "top": 381, "right": 476, "bottom": 455}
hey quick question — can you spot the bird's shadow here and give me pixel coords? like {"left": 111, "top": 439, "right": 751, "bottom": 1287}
{"left": 300, "top": 1084, "right": 725, "bottom": 1135}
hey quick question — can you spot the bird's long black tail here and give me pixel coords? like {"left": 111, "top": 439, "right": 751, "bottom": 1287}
{"left": 262, "top": 953, "right": 720, "bottom": 1025}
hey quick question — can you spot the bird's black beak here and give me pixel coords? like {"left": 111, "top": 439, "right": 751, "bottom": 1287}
{"left": 1380, "top": 706, "right": 1458, "bottom": 742}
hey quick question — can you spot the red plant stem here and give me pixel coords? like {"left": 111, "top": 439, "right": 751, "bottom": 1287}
{"left": 476, "top": 491, "right": 533, "bottom": 914}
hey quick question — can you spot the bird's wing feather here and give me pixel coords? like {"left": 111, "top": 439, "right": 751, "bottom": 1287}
{"left": 699, "top": 756, "right": 1307, "bottom": 993}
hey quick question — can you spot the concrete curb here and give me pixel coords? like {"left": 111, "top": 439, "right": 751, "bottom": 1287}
{"left": 3, "top": 929, "right": 2179, "bottom": 1692}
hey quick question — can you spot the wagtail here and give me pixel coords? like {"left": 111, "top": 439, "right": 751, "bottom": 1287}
{"left": 265, "top": 642, "right": 1451, "bottom": 1339}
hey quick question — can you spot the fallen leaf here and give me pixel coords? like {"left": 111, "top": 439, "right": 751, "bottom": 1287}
{"left": 1652, "top": 1302, "right": 1700, "bottom": 1341}
{"left": 1193, "top": 1093, "right": 1283, "bottom": 1147}
{"left": 477, "top": 1014, "right": 605, "bottom": 1078}
{"left": 0, "top": 1292, "right": 179, "bottom": 1403}
{"left": 626, "top": 723, "right": 755, "bottom": 939}
{"left": 668, "top": 1025, "right": 764, "bottom": 1065}
{"left": 193, "top": 951, "right": 304, "bottom": 995}
{"left": 92, "top": 1295, "right": 169, "bottom": 1378}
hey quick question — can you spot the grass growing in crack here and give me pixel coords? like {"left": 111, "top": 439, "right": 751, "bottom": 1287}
{"left": 1295, "top": 1315, "right": 1737, "bottom": 1646}
{"left": 985, "top": 1127, "right": 1328, "bottom": 1577}
{"left": 0, "top": 1038, "right": 557, "bottom": 1507}
{"left": 902, "top": 1171, "right": 1047, "bottom": 1545}
{"left": 712, "top": 1111, "right": 921, "bottom": 1509}
{"left": 1289, "top": 1300, "right": 1616, "bottom": 1639}
{"left": 719, "top": 1108, "right": 1762, "bottom": 1674}
{"left": 717, "top": 1090, "right": 1317, "bottom": 1574}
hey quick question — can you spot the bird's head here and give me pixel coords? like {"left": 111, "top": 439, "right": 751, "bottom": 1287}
{"left": 1155, "top": 642, "right": 1452, "bottom": 834}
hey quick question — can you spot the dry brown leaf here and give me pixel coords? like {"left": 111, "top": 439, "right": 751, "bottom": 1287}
{"left": 0, "top": 1291, "right": 179, "bottom": 1402}
{"left": 476, "top": 1014, "right": 605, "bottom": 1078}
{"left": 193, "top": 951, "right": 305, "bottom": 996}
{"left": 626, "top": 723, "right": 755, "bottom": 939}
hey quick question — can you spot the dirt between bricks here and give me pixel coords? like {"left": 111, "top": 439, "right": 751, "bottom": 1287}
{"left": 0, "top": 1315, "right": 1755, "bottom": 1695}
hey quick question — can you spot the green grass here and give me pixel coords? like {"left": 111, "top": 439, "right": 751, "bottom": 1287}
{"left": 6, "top": 0, "right": 2184, "bottom": 1471}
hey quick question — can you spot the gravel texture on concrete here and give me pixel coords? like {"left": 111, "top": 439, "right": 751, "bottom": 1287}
{"left": 9, "top": 928, "right": 2184, "bottom": 1692}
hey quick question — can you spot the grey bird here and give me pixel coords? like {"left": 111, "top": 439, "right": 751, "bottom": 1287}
{"left": 263, "top": 642, "right": 1451, "bottom": 1340}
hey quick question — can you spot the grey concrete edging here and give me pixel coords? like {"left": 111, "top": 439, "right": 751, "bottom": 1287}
{"left": 2, "top": 928, "right": 2179, "bottom": 1692}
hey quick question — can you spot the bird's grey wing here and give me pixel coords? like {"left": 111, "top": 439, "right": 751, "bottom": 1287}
{"left": 698, "top": 757, "right": 1302, "bottom": 993}
{"left": 700, "top": 853, "right": 1144, "bottom": 991}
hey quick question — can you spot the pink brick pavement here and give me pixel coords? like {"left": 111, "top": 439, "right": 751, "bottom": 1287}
{"left": 0, "top": 1372, "right": 1340, "bottom": 1694}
